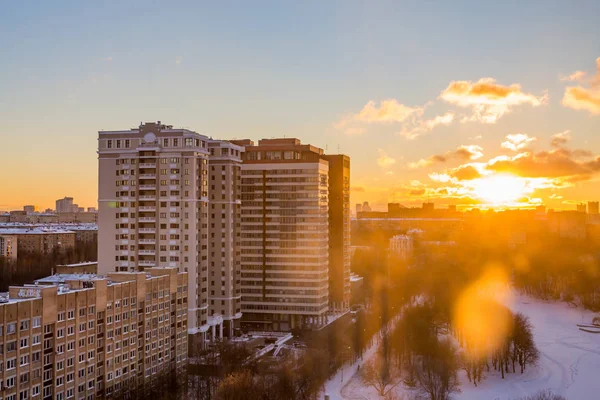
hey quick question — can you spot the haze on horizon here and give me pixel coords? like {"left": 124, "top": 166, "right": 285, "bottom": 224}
{"left": 1, "top": 0, "right": 599, "bottom": 212}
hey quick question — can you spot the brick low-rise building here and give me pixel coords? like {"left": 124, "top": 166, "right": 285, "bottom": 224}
{"left": 0, "top": 267, "right": 187, "bottom": 400}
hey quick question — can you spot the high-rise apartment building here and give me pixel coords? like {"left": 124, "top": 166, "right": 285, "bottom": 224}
{"left": 56, "top": 198, "right": 75, "bottom": 213}
{"left": 577, "top": 203, "right": 587, "bottom": 213}
{"left": 0, "top": 267, "right": 187, "bottom": 400}
{"left": 98, "top": 122, "right": 242, "bottom": 343}
{"left": 322, "top": 155, "right": 351, "bottom": 312}
{"left": 588, "top": 201, "right": 599, "bottom": 215}
{"left": 206, "top": 141, "right": 243, "bottom": 338}
{"left": 232, "top": 138, "right": 349, "bottom": 331}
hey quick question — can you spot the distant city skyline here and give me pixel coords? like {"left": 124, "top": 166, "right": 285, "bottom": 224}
{"left": 1, "top": 1, "right": 600, "bottom": 211}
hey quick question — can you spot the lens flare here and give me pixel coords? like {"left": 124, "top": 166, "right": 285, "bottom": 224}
{"left": 453, "top": 266, "right": 513, "bottom": 360}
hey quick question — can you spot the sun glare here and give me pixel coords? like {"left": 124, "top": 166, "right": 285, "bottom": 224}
{"left": 471, "top": 174, "right": 528, "bottom": 205}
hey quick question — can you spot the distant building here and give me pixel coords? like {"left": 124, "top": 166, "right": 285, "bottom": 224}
{"left": 448, "top": 205, "right": 457, "bottom": 212}
{"left": 23, "top": 205, "right": 36, "bottom": 213}
{"left": 389, "top": 234, "right": 414, "bottom": 261}
{"left": 548, "top": 211, "right": 587, "bottom": 239}
{"left": 9, "top": 210, "right": 27, "bottom": 223}
{"left": 55, "top": 196, "right": 75, "bottom": 213}
{"left": 422, "top": 202, "right": 434, "bottom": 212}
{"left": 0, "top": 229, "right": 76, "bottom": 254}
{"left": 356, "top": 203, "right": 362, "bottom": 215}
{"left": 588, "top": 201, "right": 599, "bottom": 215}
{"left": 577, "top": 203, "right": 587, "bottom": 213}
{"left": 87, "top": 207, "right": 97, "bottom": 213}
{"left": 388, "top": 203, "right": 402, "bottom": 213}
{"left": 362, "top": 202, "right": 372, "bottom": 212}
{"left": 0, "top": 234, "right": 17, "bottom": 261}
{"left": 0, "top": 267, "right": 188, "bottom": 400}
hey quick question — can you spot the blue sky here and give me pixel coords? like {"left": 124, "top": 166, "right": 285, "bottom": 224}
{"left": 1, "top": 1, "right": 599, "bottom": 210}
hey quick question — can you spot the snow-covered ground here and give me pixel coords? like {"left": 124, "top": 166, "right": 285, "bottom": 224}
{"left": 458, "top": 293, "right": 600, "bottom": 399}
{"left": 329, "top": 292, "right": 600, "bottom": 399}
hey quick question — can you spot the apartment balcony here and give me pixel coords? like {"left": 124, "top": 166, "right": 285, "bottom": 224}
{"left": 139, "top": 174, "right": 156, "bottom": 179}
{"left": 138, "top": 238, "right": 156, "bottom": 244}
{"left": 139, "top": 163, "right": 156, "bottom": 168}
{"left": 139, "top": 228, "right": 156, "bottom": 233}
{"left": 140, "top": 185, "right": 156, "bottom": 190}
{"left": 139, "top": 195, "right": 156, "bottom": 200}
{"left": 139, "top": 249, "right": 156, "bottom": 255}
{"left": 139, "top": 206, "right": 156, "bottom": 212}
{"left": 138, "top": 260, "right": 156, "bottom": 267}
{"left": 139, "top": 217, "right": 156, "bottom": 223}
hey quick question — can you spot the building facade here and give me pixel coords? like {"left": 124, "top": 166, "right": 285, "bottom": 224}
{"left": 0, "top": 267, "right": 187, "bottom": 400}
{"left": 56, "top": 198, "right": 75, "bottom": 214}
{"left": 206, "top": 141, "right": 243, "bottom": 338}
{"left": 234, "top": 138, "right": 333, "bottom": 331}
{"left": 0, "top": 235, "right": 18, "bottom": 261}
{"left": 322, "top": 155, "right": 351, "bottom": 313}
{"left": 98, "top": 122, "right": 242, "bottom": 342}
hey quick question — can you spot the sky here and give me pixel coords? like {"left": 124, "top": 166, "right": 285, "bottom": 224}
{"left": 1, "top": 0, "right": 599, "bottom": 212}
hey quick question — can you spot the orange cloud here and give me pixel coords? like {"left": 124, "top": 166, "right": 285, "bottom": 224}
{"left": 440, "top": 78, "right": 547, "bottom": 123}
{"left": 410, "top": 145, "right": 483, "bottom": 168}
{"left": 501, "top": 133, "right": 536, "bottom": 151}
{"left": 560, "top": 71, "right": 586, "bottom": 82}
{"left": 487, "top": 150, "right": 600, "bottom": 178}
{"left": 449, "top": 164, "right": 484, "bottom": 180}
{"left": 562, "top": 57, "right": 600, "bottom": 115}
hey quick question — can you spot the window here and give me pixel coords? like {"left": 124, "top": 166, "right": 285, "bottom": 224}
{"left": 7, "top": 322, "right": 16, "bottom": 334}
{"left": 32, "top": 385, "right": 40, "bottom": 397}
{"left": 107, "top": 140, "right": 112, "bottom": 148}
{"left": 32, "top": 334, "right": 40, "bottom": 345}
{"left": 20, "top": 354, "right": 29, "bottom": 366}
{"left": 6, "top": 358, "right": 16, "bottom": 370}
{"left": 32, "top": 317, "right": 41, "bottom": 328}
{"left": 67, "top": 326, "right": 74, "bottom": 336}
{"left": 20, "top": 337, "right": 28, "bottom": 348}
{"left": 67, "top": 310, "right": 75, "bottom": 320}
{"left": 58, "top": 312, "right": 65, "bottom": 321}
{"left": 66, "top": 389, "right": 74, "bottom": 399}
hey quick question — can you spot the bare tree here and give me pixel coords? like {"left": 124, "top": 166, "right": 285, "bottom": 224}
{"left": 412, "top": 338, "right": 460, "bottom": 400}
{"left": 361, "top": 352, "right": 403, "bottom": 397}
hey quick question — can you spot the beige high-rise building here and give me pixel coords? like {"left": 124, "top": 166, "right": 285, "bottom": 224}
{"left": 232, "top": 138, "right": 331, "bottom": 331}
{"left": 0, "top": 267, "right": 187, "bottom": 400}
{"left": 207, "top": 141, "right": 243, "bottom": 337}
{"left": 98, "top": 122, "right": 242, "bottom": 342}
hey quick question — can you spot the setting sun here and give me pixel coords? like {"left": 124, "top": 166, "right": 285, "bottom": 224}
{"left": 471, "top": 174, "right": 529, "bottom": 205}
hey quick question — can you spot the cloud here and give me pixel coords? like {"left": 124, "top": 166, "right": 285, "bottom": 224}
{"left": 501, "top": 133, "right": 537, "bottom": 151}
{"left": 400, "top": 112, "right": 454, "bottom": 139}
{"left": 562, "top": 57, "right": 600, "bottom": 115}
{"left": 562, "top": 86, "right": 600, "bottom": 114}
{"left": 440, "top": 78, "right": 548, "bottom": 123}
{"left": 448, "top": 164, "right": 484, "bottom": 180}
{"left": 176, "top": 56, "right": 183, "bottom": 65}
{"left": 487, "top": 150, "right": 600, "bottom": 179}
{"left": 377, "top": 149, "right": 396, "bottom": 168}
{"left": 550, "top": 130, "right": 571, "bottom": 147}
{"left": 356, "top": 99, "right": 422, "bottom": 123}
{"left": 409, "top": 145, "right": 483, "bottom": 168}
{"left": 334, "top": 99, "right": 425, "bottom": 135}
{"left": 560, "top": 71, "right": 587, "bottom": 82}
{"left": 409, "top": 188, "right": 426, "bottom": 196}
{"left": 351, "top": 186, "right": 366, "bottom": 192}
